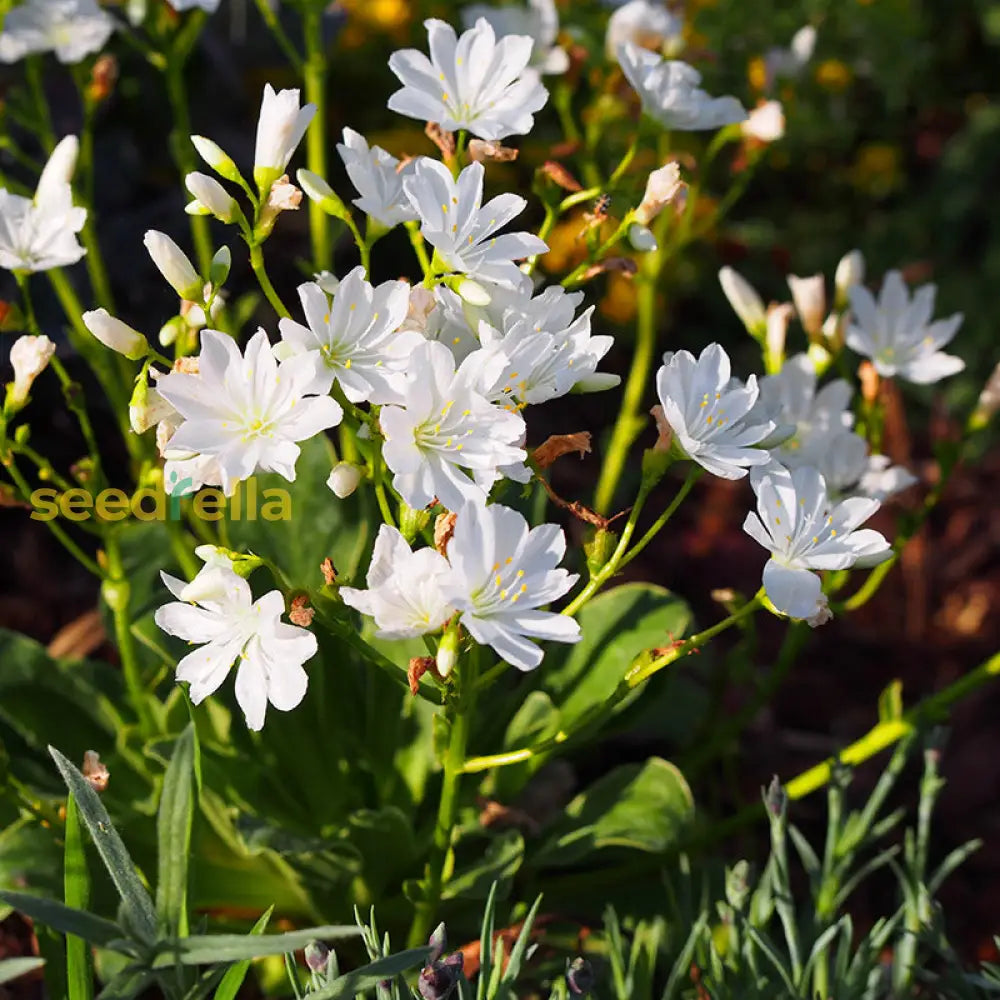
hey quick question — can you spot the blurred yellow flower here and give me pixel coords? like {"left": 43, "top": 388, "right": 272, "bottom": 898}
{"left": 600, "top": 271, "right": 638, "bottom": 325}
{"left": 340, "top": 0, "right": 411, "bottom": 46}
{"left": 748, "top": 56, "right": 767, "bottom": 93}
{"left": 815, "top": 59, "right": 852, "bottom": 92}
{"left": 850, "top": 142, "right": 902, "bottom": 198}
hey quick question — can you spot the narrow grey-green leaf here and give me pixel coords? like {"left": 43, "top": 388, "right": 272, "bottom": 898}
{"left": 0, "top": 957, "right": 45, "bottom": 985}
{"left": 308, "top": 949, "right": 430, "bottom": 1000}
{"left": 151, "top": 926, "right": 360, "bottom": 966}
{"left": 156, "top": 725, "right": 197, "bottom": 938}
{"left": 48, "top": 746, "right": 157, "bottom": 942}
{"left": 0, "top": 891, "right": 123, "bottom": 948}
{"left": 96, "top": 967, "right": 156, "bottom": 1000}
{"left": 212, "top": 907, "right": 273, "bottom": 1000}
{"left": 65, "top": 795, "right": 94, "bottom": 1000}
{"left": 499, "top": 894, "right": 542, "bottom": 988}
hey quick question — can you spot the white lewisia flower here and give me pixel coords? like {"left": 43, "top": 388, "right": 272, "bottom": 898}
{"left": 440, "top": 500, "right": 581, "bottom": 670}
{"left": 818, "top": 429, "right": 916, "bottom": 502}
{"left": 155, "top": 562, "right": 316, "bottom": 731}
{"left": 404, "top": 159, "right": 547, "bottom": 289}
{"left": 742, "top": 100, "right": 785, "bottom": 143}
{"left": 0, "top": 0, "right": 112, "bottom": 63}
{"left": 758, "top": 353, "right": 853, "bottom": 469}
{"left": 655, "top": 343, "right": 775, "bottom": 479}
{"left": 0, "top": 141, "right": 86, "bottom": 273}
{"left": 254, "top": 84, "right": 316, "bottom": 180}
{"left": 341, "top": 524, "right": 456, "bottom": 639}
{"left": 607, "top": 0, "right": 684, "bottom": 60}
{"left": 388, "top": 17, "right": 548, "bottom": 140}
{"left": 168, "top": 0, "right": 219, "bottom": 12}
{"left": 336, "top": 128, "right": 418, "bottom": 229}
{"left": 619, "top": 42, "right": 746, "bottom": 131}
{"left": 155, "top": 329, "right": 343, "bottom": 495}
{"left": 380, "top": 339, "right": 526, "bottom": 511}
{"left": 277, "top": 267, "right": 423, "bottom": 404}
{"left": 8, "top": 334, "right": 55, "bottom": 406}
{"left": 764, "top": 25, "right": 816, "bottom": 90}
{"left": 744, "top": 462, "right": 891, "bottom": 622}
{"left": 846, "top": 270, "right": 964, "bottom": 384}
{"left": 462, "top": 0, "right": 569, "bottom": 75}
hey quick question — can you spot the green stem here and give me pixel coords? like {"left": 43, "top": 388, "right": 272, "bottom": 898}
{"left": 164, "top": 58, "right": 213, "bottom": 274}
{"left": 14, "top": 271, "right": 40, "bottom": 334}
{"left": 618, "top": 467, "right": 701, "bottom": 570}
{"left": 407, "top": 652, "right": 478, "bottom": 947}
{"left": 249, "top": 242, "right": 290, "bottom": 318}
{"left": 252, "top": 0, "right": 303, "bottom": 71}
{"left": 406, "top": 221, "right": 431, "bottom": 278}
{"left": 25, "top": 56, "right": 56, "bottom": 149}
{"left": 593, "top": 266, "right": 658, "bottom": 514}
{"left": 303, "top": 8, "right": 330, "bottom": 272}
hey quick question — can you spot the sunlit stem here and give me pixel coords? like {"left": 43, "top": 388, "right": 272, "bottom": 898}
{"left": 248, "top": 242, "right": 290, "bottom": 319}
{"left": 406, "top": 221, "right": 431, "bottom": 278}
{"left": 303, "top": 7, "right": 331, "bottom": 272}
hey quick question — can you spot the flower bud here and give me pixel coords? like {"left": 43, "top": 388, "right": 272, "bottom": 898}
{"left": 36, "top": 135, "right": 79, "bottom": 205}
{"left": 763, "top": 775, "right": 787, "bottom": 819}
{"left": 628, "top": 223, "right": 658, "bottom": 253}
{"left": 436, "top": 626, "right": 460, "bottom": 680}
{"left": 191, "top": 136, "right": 243, "bottom": 183}
{"left": 417, "top": 954, "right": 463, "bottom": 1000}
{"left": 185, "top": 172, "right": 237, "bottom": 223}
{"left": 634, "top": 162, "right": 683, "bottom": 226}
{"left": 718, "top": 267, "right": 766, "bottom": 338}
{"left": 304, "top": 940, "right": 330, "bottom": 974}
{"left": 970, "top": 359, "right": 1000, "bottom": 431}
{"left": 296, "top": 168, "right": 353, "bottom": 222}
{"left": 159, "top": 316, "right": 185, "bottom": 347}
{"left": 83, "top": 308, "right": 149, "bottom": 360}
{"left": 326, "top": 461, "right": 362, "bottom": 499}
{"left": 566, "top": 957, "right": 594, "bottom": 996}
{"left": 257, "top": 176, "right": 302, "bottom": 238}
{"left": 254, "top": 84, "right": 316, "bottom": 182}
{"left": 209, "top": 246, "right": 232, "bottom": 288}
{"left": 787, "top": 273, "right": 826, "bottom": 339}
{"left": 427, "top": 923, "right": 447, "bottom": 963}
{"left": 834, "top": 249, "right": 864, "bottom": 310}
{"left": 455, "top": 277, "right": 490, "bottom": 306}
{"left": 144, "top": 231, "right": 203, "bottom": 301}
{"left": 741, "top": 100, "right": 785, "bottom": 143}
{"left": 764, "top": 302, "right": 794, "bottom": 374}
{"left": 7, "top": 335, "right": 55, "bottom": 407}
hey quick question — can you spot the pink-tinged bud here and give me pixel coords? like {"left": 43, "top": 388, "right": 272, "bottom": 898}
{"left": 718, "top": 267, "right": 766, "bottom": 337}
{"left": 634, "top": 162, "right": 683, "bottom": 226}
{"left": 144, "top": 231, "right": 203, "bottom": 301}
{"left": 83, "top": 308, "right": 149, "bottom": 360}
{"left": 741, "top": 100, "right": 785, "bottom": 143}
{"left": 8, "top": 335, "right": 55, "bottom": 406}
{"left": 787, "top": 273, "right": 826, "bottom": 338}
{"left": 257, "top": 175, "right": 302, "bottom": 237}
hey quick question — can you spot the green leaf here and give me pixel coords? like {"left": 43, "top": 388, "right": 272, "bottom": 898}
{"left": 150, "top": 926, "right": 360, "bottom": 966}
{"left": 65, "top": 795, "right": 94, "bottom": 1000}
{"left": 308, "top": 949, "right": 430, "bottom": 1000}
{"left": 0, "top": 891, "right": 123, "bottom": 947}
{"left": 212, "top": 907, "right": 272, "bottom": 1000}
{"left": 442, "top": 830, "right": 524, "bottom": 901}
{"left": 543, "top": 584, "right": 692, "bottom": 726}
{"left": 48, "top": 746, "right": 158, "bottom": 943}
{"left": 156, "top": 725, "right": 197, "bottom": 938}
{"left": 493, "top": 692, "right": 561, "bottom": 800}
{"left": 95, "top": 966, "right": 155, "bottom": 1000}
{"left": 535, "top": 757, "right": 694, "bottom": 867}
{"left": 0, "top": 957, "right": 45, "bottom": 985}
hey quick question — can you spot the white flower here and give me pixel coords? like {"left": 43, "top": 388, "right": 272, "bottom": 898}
{"left": 635, "top": 161, "right": 683, "bottom": 226}
{"left": 462, "top": 0, "right": 569, "bottom": 75}
{"left": 277, "top": 267, "right": 423, "bottom": 404}
{"left": 655, "top": 343, "right": 775, "bottom": 479}
{"left": 0, "top": 0, "right": 112, "bottom": 64}
{"left": 155, "top": 329, "right": 343, "bottom": 495}
{"left": 388, "top": 17, "right": 548, "bottom": 140}
{"left": 403, "top": 159, "right": 547, "bottom": 289}
{"left": 814, "top": 429, "right": 916, "bottom": 502}
{"left": 336, "top": 128, "right": 418, "bottom": 229}
{"left": 253, "top": 84, "right": 316, "bottom": 180}
{"left": 167, "top": 0, "right": 219, "bottom": 12}
{"left": 143, "top": 230, "right": 202, "bottom": 301}
{"left": 155, "top": 562, "right": 316, "bottom": 731}
{"left": 607, "top": 0, "right": 684, "bottom": 60}
{"left": 185, "top": 172, "right": 237, "bottom": 222}
{"left": 379, "top": 339, "right": 526, "bottom": 511}
{"left": 764, "top": 25, "right": 816, "bottom": 90}
{"left": 82, "top": 308, "right": 148, "bottom": 359}
{"left": 340, "top": 524, "right": 455, "bottom": 639}
{"left": 787, "top": 273, "right": 826, "bottom": 338}
{"left": 619, "top": 42, "right": 746, "bottom": 131}
{"left": 765, "top": 302, "right": 795, "bottom": 369}
{"left": 8, "top": 334, "right": 55, "bottom": 406}
{"left": 856, "top": 454, "right": 918, "bottom": 502}
{"left": 744, "top": 462, "right": 891, "bottom": 621}
{"left": 846, "top": 270, "right": 964, "bottom": 383}
{"left": 742, "top": 100, "right": 784, "bottom": 143}
{"left": 327, "top": 461, "right": 362, "bottom": 499}
{"left": 718, "top": 266, "right": 766, "bottom": 336}
{"left": 0, "top": 140, "right": 85, "bottom": 273}
{"left": 758, "top": 353, "right": 853, "bottom": 469}
{"left": 834, "top": 249, "right": 864, "bottom": 308}
{"left": 440, "top": 500, "right": 581, "bottom": 670}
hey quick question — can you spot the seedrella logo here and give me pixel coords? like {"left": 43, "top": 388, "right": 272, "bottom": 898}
{"left": 29, "top": 473, "right": 293, "bottom": 522}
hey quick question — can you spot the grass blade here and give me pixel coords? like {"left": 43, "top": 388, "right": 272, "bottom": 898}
{"left": 151, "top": 925, "right": 361, "bottom": 966}
{"left": 156, "top": 725, "right": 197, "bottom": 938}
{"left": 65, "top": 794, "right": 94, "bottom": 1000}
{"left": 0, "top": 890, "right": 123, "bottom": 947}
{"left": 308, "top": 949, "right": 431, "bottom": 1000}
{"left": 212, "top": 906, "right": 273, "bottom": 1000}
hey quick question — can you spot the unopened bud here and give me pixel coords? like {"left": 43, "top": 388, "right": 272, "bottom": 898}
{"left": 634, "top": 161, "right": 683, "bottom": 226}
{"left": 326, "top": 461, "right": 362, "bottom": 499}
{"left": 427, "top": 922, "right": 447, "bottom": 963}
{"left": 144, "top": 231, "right": 203, "bottom": 301}
{"left": 719, "top": 267, "right": 766, "bottom": 338}
{"left": 566, "top": 957, "right": 594, "bottom": 996}
{"left": 454, "top": 277, "right": 490, "bottom": 306}
{"left": 763, "top": 775, "right": 787, "bottom": 819}
{"left": 787, "top": 273, "right": 826, "bottom": 339}
{"left": 83, "top": 308, "right": 149, "bottom": 360}
{"left": 834, "top": 249, "right": 865, "bottom": 310}
{"left": 159, "top": 316, "right": 185, "bottom": 348}
{"left": 7, "top": 334, "right": 55, "bottom": 407}
{"left": 185, "top": 172, "right": 237, "bottom": 223}
{"left": 436, "top": 626, "right": 460, "bottom": 680}
{"left": 296, "top": 168, "right": 352, "bottom": 222}
{"left": 628, "top": 223, "right": 658, "bottom": 253}
{"left": 418, "top": 954, "right": 463, "bottom": 1000}
{"left": 36, "top": 136, "right": 79, "bottom": 204}
{"left": 304, "top": 940, "right": 330, "bottom": 974}
{"left": 764, "top": 302, "right": 794, "bottom": 374}
{"left": 129, "top": 380, "right": 175, "bottom": 434}
{"left": 971, "top": 359, "right": 1000, "bottom": 431}
{"left": 191, "top": 136, "right": 243, "bottom": 184}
